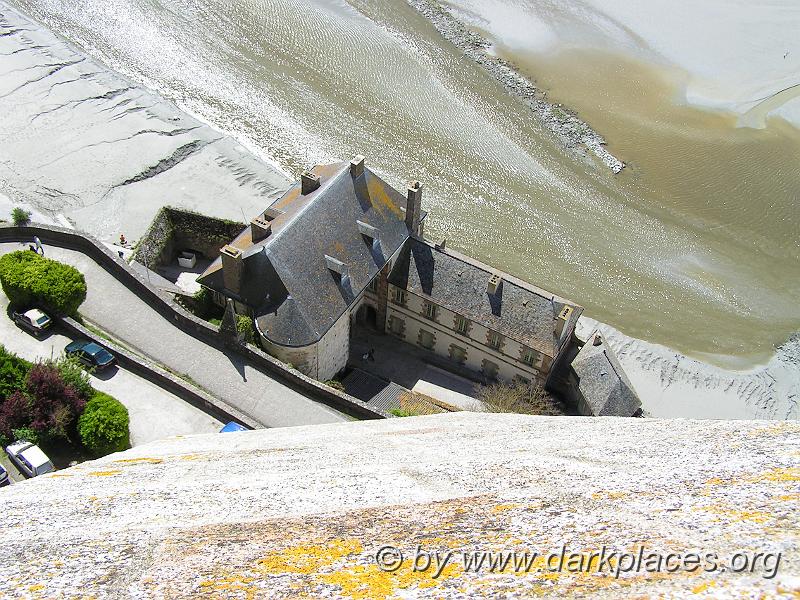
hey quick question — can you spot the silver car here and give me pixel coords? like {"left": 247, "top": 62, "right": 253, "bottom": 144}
{"left": 5, "top": 441, "right": 55, "bottom": 478}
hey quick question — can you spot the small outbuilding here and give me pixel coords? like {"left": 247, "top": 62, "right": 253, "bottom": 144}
{"left": 567, "top": 331, "right": 642, "bottom": 417}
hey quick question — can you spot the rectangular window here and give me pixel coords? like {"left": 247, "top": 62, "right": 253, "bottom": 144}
{"left": 454, "top": 315, "right": 469, "bottom": 335}
{"left": 487, "top": 331, "right": 503, "bottom": 350}
{"left": 449, "top": 344, "right": 467, "bottom": 364}
{"left": 391, "top": 287, "right": 407, "bottom": 305}
{"left": 482, "top": 359, "right": 499, "bottom": 380}
{"left": 366, "top": 278, "right": 378, "bottom": 293}
{"left": 419, "top": 329, "right": 435, "bottom": 350}
{"left": 522, "top": 347, "right": 537, "bottom": 366}
{"left": 423, "top": 301, "right": 437, "bottom": 321}
{"left": 389, "top": 315, "right": 404, "bottom": 335}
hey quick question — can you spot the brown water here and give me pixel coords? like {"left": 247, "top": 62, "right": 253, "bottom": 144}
{"left": 7, "top": 0, "right": 800, "bottom": 368}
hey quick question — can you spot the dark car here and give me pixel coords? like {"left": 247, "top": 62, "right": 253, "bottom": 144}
{"left": 65, "top": 340, "right": 115, "bottom": 370}
{"left": 11, "top": 309, "right": 52, "bottom": 337}
{"left": 0, "top": 463, "right": 9, "bottom": 487}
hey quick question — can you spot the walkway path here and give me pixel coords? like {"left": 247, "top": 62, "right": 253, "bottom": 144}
{"left": 0, "top": 243, "right": 350, "bottom": 428}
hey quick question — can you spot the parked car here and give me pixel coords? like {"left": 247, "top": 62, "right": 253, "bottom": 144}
{"left": 11, "top": 308, "right": 52, "bottom": 337}
{"left": 219, "top": 421, "right": 248, "bottom": 433}
{"left": 5, "top": 441, "right": 55, "bottom": 478}
{"left": 65, "top": 340, "right": 115, "bottom": 370}
{"left": 0, "top": 463, "right": 9, "bottom": 487}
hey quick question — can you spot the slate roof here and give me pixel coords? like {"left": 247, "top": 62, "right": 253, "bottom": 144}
{"left": 198, "top": 161, "right": 413, "bottom": 346}
{"left": 388, "top": 239, "right": 582, "bottom": 357}
{"left": 571, "top": 331, "right": 642, "bottom": 416}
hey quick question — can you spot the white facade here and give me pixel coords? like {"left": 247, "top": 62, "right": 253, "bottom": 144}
{"left": 383, "top": 284, "right": 552, "bottom": 385}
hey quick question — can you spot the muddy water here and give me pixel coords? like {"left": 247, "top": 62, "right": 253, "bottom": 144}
{"left": 7, "top": 0, "right": 800, "bottom": 369}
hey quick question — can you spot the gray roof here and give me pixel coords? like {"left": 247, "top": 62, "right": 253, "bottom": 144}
{"left": 199, "top": 161, "right": 412, "bottom": 346}
{"left": 571, "top": 331, "right": 642, "bottom": 416}
{"left": 388, "top": 239, "right": 581, "bottom": 357}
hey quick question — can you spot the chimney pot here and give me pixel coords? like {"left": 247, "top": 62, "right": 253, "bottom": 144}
{"left": 487, "top": 273, "right": 501, "bottom": 295}
{"left": 405, "top": 180, "right": 423, "bottom": 236}
{"left": 250, "top": 216, "right": 272, "bottom": 242}
{"left": 220, "top": 244, "right": 244, "bottom": 295}
{"left": 301, "top": 171, "right": 320, "bottom": 195}
{"left": 350, "top": 155, "right": 365, "bottom": 177}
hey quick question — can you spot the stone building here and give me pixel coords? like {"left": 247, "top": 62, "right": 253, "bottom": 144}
{"left": 197, "top": 156, "right": 582, "bottom": 386}
{"left": 566, "top": 331, "right": 642, "bottom": 416}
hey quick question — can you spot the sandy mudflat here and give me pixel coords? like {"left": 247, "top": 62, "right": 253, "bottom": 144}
{"left": 442, "top": 0, "right": 800, "bottom": 125}
{"left": 0, "top": 3, "right": 291, "bottom": 242}
{"left": 1, "top": 1, "right": 798, "bottom": 421}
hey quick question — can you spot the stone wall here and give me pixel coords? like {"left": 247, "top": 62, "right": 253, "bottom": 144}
{"left": 133, "top": 206, "right": 245, "bottom": 269}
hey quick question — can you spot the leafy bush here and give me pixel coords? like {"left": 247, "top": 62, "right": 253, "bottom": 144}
{"left": 11, "top": 207, "right": 31, "bottom": 226}
{"left": 10, "top": 426, "right": 38, "bottom": 445}
{"left": 0, "top": 344, "right": 31, "bottom": 399}
{"left": 190, "top": 287, "right": 224, "bottom": 321}
{"left": 390, "top": 408, "right": 415, "bottom": 417}
{"left": 25, "top": 363, "right": 86, "bottom": 442}
{"left": 49, "top": 354, "right": 93, "bottom": 400}
{"left": 78, "top": 392, "right": 130, "bottom": 456}
{"left": 0, "top": 391, "right": 31, "bottom": 445}
{"left": 324, "top": 379, "right": 345, "bottom": 392}
{"left": 473, "top": 379, "right": 563, "bottom": 415}
{"left": 0, "top": 250, "right": 86, "bottom": 316}
{"left": 236, "top": 314, "right": 256, "bottom": 344}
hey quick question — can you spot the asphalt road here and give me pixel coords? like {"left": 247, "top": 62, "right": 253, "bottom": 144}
{"left": 0, "top": 294, "right": 223, "bottom": 484}
{"left": 0, "top": 242, "right": 350, "bottom": 427}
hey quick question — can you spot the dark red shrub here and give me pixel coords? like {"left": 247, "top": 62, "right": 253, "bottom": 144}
{"left": 25, "top": 364, "right": 85, "bottom": 441}
{"left": 0, "top": 391, "right": 30, "bottom": 439}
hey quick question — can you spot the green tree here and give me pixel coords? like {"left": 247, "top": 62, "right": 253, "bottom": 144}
{"left": 0, "top": 344, "right": 31, "bottom": 399}
{"left": 78, "top": 392, "right": 130, "bottom": 456}
{"left": 11, "top": 207, "right": 31, "bottom": 226}
{"left": 0, "top": 251, "right": 87, "bottom": 316}
{"left": 48, "top": 354, "right": 93, "bottom": 400}
{"left": 236, "top": 314, "right": 256, "bottom": 344}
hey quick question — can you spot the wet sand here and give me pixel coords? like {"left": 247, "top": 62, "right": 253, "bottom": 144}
{"left": 0, "top": 3, "right": 290, "bottom": 241}
{"left": 1, "top": 0, "right": 798, "bottom": 419}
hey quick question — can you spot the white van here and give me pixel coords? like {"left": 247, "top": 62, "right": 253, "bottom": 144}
{"left": 5, "top": 441, "right": 55, "bottom": 478}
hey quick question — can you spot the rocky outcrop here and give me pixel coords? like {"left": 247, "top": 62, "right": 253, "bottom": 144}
{"left": 0, "top": 413, "right": 796, "bottom": 598}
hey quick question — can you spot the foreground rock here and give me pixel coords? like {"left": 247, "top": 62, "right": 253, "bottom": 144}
{"left": 0, "top": 413, "right": 796, "bottom": 598}
{"left": 0, "top": 3, "right": 290, "bottom": 242}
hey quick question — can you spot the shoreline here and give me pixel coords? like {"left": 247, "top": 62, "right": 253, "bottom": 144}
{"left": 406, "top": 0, "right": 625, "bottom": 174}
{"left": 1, "top": 1, "right": 798, "bottom": 421}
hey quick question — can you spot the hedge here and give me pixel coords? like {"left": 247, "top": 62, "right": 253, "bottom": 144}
{"left": 0, "top": 251, "right": 87, "bottom": 316}
{"left": 78, "top": 392, "right": 130, "bottom": 456}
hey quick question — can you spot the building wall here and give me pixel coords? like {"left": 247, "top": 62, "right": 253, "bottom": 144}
{"left": 259, "top": 337, "right": 319, "bottom": 378}
{"left": 384, "top": 284, "right": 551, "bottom": 385}
{"left": 258, "top": 309, "right": 350, "bottom": 381}
{"left": 316, "top": 310, "right": 350, "bottom": 381}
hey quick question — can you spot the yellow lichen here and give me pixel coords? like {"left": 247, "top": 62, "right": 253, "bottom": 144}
{"left": 87, "top": 470, "right": 122, "bottom": 477}
{"left": 114, "top": 457, "right": 163, "bottom": 465}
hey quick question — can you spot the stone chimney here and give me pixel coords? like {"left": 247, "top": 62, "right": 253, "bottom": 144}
{"left": 220, "top": 245, "right": 243, "bottom": 295}
{"left": 405, "top": 180, "right": 423, "bottom": 235}
{"left": 250, "top": 216, "right": 271, "bottom": 242}
{"left": 487, "top": 273, "right": 501, "bottom": 295}
{"left": 350, "top": 155, "right": 365, "bottom": 177}
{"left": 555, "top": 305, "right": 574, "bottom": 338}
{"left": 301, "top": 171, "right": 320, "bottom": 195}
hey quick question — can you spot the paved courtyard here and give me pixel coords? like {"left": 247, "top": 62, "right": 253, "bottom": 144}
{"left": 349, "top": 325, "right": 478, "bottom": 409}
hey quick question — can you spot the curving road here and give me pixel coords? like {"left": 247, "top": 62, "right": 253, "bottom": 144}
{"left": 0, "top": 242, "right": 350, "bottom": 428}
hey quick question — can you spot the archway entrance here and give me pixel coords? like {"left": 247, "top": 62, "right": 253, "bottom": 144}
{"left": 356, "top": 304, "right": 378, "bottom": 329}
